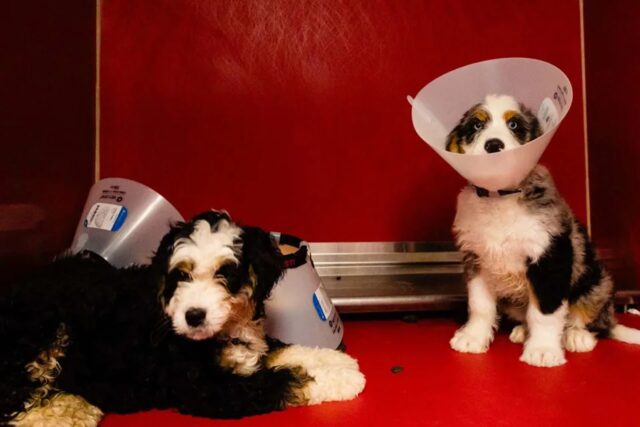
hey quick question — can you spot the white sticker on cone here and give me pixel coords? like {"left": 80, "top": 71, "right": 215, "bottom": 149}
{"left": 312, "top": 285, "right": 334, "bottom": 321}
{"left": 85, "top": 203, "right": 128, "bottom": 232}
{"left": 537, "top": 97, "right": 560, "bottom": 134}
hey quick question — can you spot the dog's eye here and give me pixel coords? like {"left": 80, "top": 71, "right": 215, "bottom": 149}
{"left": 508, "top": 120, "right": 518, "bottom": 130}
{"left": 214, "top": 263, "right": 236, "bottom": 279}
{"left": 473, "top": 121, "right": 483, "bottom": 131}
{"left": 170, "top": 269, "right": 191, "bottom": 282}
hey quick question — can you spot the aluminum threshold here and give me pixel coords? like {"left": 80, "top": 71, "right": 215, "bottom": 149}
{"left": 309, "top": 242, "right": 466, "bottom": 313}
{"left": 309, "top": 241, "right": 640, "bottom": 313}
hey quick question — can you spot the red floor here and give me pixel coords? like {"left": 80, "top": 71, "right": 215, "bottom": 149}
{"left": 102, "top": 314, "right": 640, "bottom": 426}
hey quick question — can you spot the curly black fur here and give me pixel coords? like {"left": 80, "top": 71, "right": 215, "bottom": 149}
{"left": 0, "top": 212, "right": 304, "bottom": 424}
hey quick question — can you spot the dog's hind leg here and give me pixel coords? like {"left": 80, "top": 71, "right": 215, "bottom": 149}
{"left": 509, "top": 324, "right": 527, "bottom": 344}
{"left": 9, "top": 393, "right": 103, "bottom": 427}
{"left": 0, "top": 372, "right": 37, "bottom": 425}
{"left": 0, "top": 325, "right": 62, "bottom": 424}
{"left": 564, "top": 314, "right": 598, "bottom": 352}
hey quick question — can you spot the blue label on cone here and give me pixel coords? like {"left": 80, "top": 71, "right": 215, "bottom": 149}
{"left": 312, "top": 294, "right": 327, "bottom": 321}
{"left": 312, "top": 286, "right": 334, "bottom": 322}
{"left": 111, "top": 207, "right": 128, "bottom": 231}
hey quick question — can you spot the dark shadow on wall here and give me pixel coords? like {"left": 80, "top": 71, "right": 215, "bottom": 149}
{"left": 0, "top": 1, "right": 96, "bottom": 285}
{"left": 584, "top": 0, "right": 640, "bottom": 291}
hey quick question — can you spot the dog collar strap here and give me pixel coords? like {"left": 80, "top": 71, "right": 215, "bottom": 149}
{"left": 270, "top": 232, "right": 309, "bottom": 269}
{"left": 473, "top": 185, "right": 522, "bottom": 198}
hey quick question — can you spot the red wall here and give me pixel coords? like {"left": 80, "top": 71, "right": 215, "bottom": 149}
{"left": 100, "top": 0, "right": 587, "bottom": 242}
{"left": 0, "top": 1, "right": 95, "bottom": 284}
{"left": 584, "top": 0, "right": 640, "bottom": 289}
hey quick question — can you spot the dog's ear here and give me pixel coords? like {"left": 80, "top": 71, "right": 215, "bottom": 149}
{"left": 152, "top": 220, "right": 193, "bottom": 270}
{"left": 520, "top": 103, "right": 542, "bottom": 140}
{"left": 241, "top": 227, "right": 284, "bottom": 317}
{"left": 152, "top": 221, "right": 195, "bottom": 308}
{"left": 446, "top": 103, "right": 483, "bottom": 153}
{"left": 445, "top": 128, "right": 464, "bottom": 153}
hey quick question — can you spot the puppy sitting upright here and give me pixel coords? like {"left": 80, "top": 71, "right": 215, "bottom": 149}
{"left": 446, "top": 94, "right": 640, "bottom": 367}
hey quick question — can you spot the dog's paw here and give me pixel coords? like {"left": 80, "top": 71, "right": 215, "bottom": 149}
{"left": 450, "top": 327, "right": 492, "bottom": 353}
{"left": 509, "top": 325, "right": 527, "bottom": 344}
{"left": 564, "top": 328, "right": 597, "bottom": 353}
{"left": 302, "top": 359, "right": 366, "bottom": 405}
{"left": 520, "top": 345, "right": 566, "bottom": 367}
{"left": 267, "top": 345, "right": 365, "bottom": 405}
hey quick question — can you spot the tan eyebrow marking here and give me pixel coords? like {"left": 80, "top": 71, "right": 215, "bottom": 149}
{"left": 174, "top": 260, "right": 194, "bottom": 272}
{"left": 503, "top": 110, "right": 521, "bottom": 121}
{"left": 472, "top": 108, "right": 490, "bottom": 122}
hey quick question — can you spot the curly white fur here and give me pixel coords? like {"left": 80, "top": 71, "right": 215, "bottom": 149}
{"left": 267, "top": 345, "right": 366, "bottom": 405}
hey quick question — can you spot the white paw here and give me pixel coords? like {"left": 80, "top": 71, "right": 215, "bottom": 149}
{"left": 450, "top": 327, "right": 493, "bottom": 353}
{"left": 520, "top": 345, "right": 566, "bottom": 367}
{"left": 267, "top": 345, "right": 365, "bottom": 405}
{"left": 509, "top": 325, "right": 527, "bottom": 344}
{"left": 564, "top": 328, "right": 597, "bottom": 352}
{"left": 303, "top": 360, "right": 366, "bottom": 405}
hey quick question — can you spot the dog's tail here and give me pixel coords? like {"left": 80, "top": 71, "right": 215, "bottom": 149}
{"left": 610, "top": 324, "right": 640, "bottom": 344}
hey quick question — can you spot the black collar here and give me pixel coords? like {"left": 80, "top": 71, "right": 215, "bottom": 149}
{"left": 473, "top": 185, "right": 522, "bottom": 198}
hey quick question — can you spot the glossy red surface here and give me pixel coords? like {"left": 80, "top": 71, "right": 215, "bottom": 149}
{"left": 584, "top": 0, "right": 640, "bottom": 289}
{"left": 100, "top": 0, "right": 587, "bottom": 242}
{"left": 103, "top": 314, "right": 640, "bottom": 426}
{"left": 0, "top": 1, "right": 95, "bottom": 284}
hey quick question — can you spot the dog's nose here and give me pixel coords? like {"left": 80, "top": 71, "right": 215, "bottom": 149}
{"left": 484, "top": 139, "right": 505, "bottom": 153}
{"left": 185, "top": 308, "right": 206, "bottom": 327}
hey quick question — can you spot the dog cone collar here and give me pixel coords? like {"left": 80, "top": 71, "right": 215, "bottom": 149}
{"left": 408, "top": 58, "right": 573, "bottom": 191}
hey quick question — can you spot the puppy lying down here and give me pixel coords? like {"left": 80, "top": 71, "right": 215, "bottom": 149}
{"left": 0, "top": 211, "right": 365, "bottom": 426}
{"left": 446, "top": 94, "right": 640, "bottom": 367}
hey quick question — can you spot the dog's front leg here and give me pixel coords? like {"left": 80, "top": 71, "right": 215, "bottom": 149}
{"left": 219, "top": 336, "right": 268, "bottom": 376}
{"left": 174, "top": 366, "right": 312, "bottom": 419}
{"left": 450, "top": 275, "right": 497, "bottom": 353}
{"left": 520, "top": 301, "right": 567, "bottom": 367}
{"left": 521, "top": 233, "right": 572, "bottom": 367}
{"left": 265, "top": 345, "right": 366, "bottom": 405}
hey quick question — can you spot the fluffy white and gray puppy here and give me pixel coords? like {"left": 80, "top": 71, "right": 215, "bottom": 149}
{"left": 447, "top": 94, "right": 640, "bottom": 367}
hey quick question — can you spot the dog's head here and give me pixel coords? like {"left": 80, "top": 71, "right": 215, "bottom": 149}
{"left": 445, "top": 95, "right": 541, "bottom": 155}
{"left": 152, "top": 211, "right": 283, "bottom": 341}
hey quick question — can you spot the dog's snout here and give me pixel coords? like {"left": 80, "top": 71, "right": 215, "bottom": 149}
{"left": 484, "top": 139, "right": 505, "bottom": 153}
{"left": 185, "top": 308, "right": 206, "bottom": 327}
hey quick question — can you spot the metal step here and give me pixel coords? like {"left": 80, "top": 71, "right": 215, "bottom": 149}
{"left": 309, "top": 242, "right": 466, "bottom": 313}
{"left": 309, "top": 241, "right": 640, "bottom": 313}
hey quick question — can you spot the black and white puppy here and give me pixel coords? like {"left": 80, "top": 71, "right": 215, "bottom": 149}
{"left": 446, "top": 95, "right": 640, "bottom": 367}
{"left": 0, "top": 211, "right": 364, "bottom": 425}
{"left": 445, "top": 94, "right": 540, "bottom": 154}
